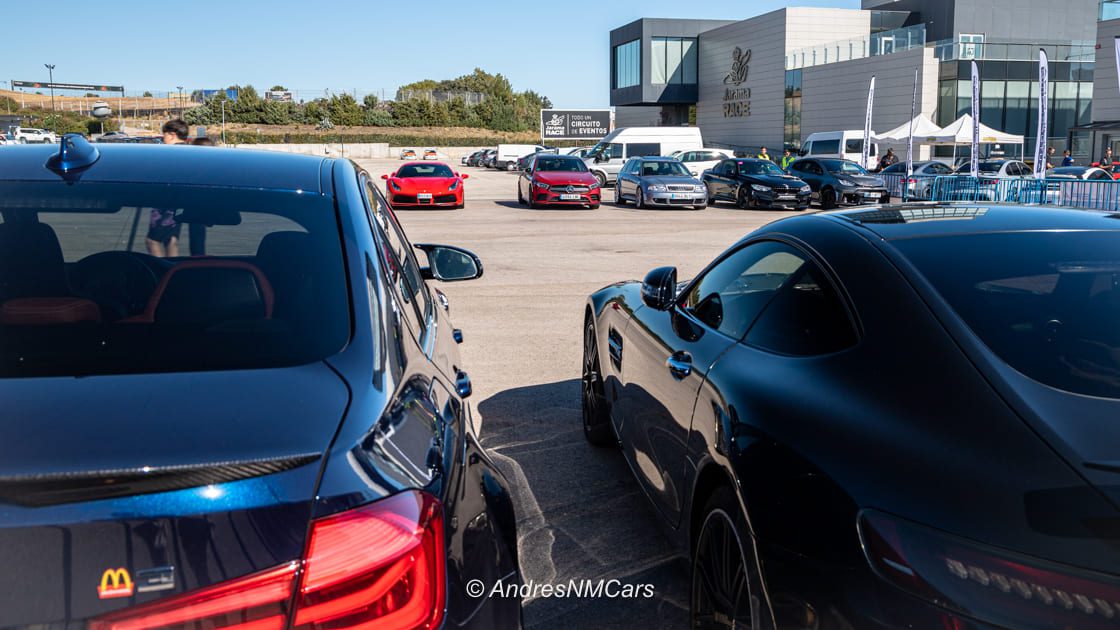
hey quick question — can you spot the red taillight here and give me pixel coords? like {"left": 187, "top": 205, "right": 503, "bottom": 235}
{"left": 860, "top": 510, "right": 1120, "bottom": 629}
{"left": 91, "top": 491, "right": 446, "bottom": 630}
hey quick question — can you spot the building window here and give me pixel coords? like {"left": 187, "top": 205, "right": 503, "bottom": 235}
{"left": 959, "top": 34, "right": 984, "bottom": 60}
{"left": 1102, "top": 0, "right": 1120, "bottom": 20}
{"left": 784, "top": 70, "right": 802, "bottom": 150}
{"left": 651, "top": 37, "right": 697, "bottom": 85}
{"left": 614, "top": 40, "right": 640, "bottom": 89}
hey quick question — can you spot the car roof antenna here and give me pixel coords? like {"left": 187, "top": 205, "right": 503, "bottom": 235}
{"left": 46, "top": 133, "right": 100, "bottom": 176}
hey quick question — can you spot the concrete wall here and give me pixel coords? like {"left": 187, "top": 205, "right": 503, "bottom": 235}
{"left": 952, "top": 0, "right": 1098, "bottom": 44}
{"left": 801, "top": 45, "right": 939, "bottom": 159}
{"left": 696, "top": 8, "right": 870, "bottom": 151}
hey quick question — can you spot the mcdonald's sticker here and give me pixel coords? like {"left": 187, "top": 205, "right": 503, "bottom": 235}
{"left": 98, "top": 567, "right": 134, "bottom": 599}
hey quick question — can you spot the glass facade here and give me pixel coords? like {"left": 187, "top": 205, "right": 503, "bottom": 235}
{"left": 1102, "top": 0, "right": 1120, "bottom": 20}
{"left": 936, "top": 61, "right": 1094, "bottom": 158}
{"left": 651, "top": 37, "right": 697, "bottom": 85}
{"left": 614, "top": 40, "right": 640, "bottom": 89}
{"left": 784, "top": 70, "right": 802, "bottom": 150}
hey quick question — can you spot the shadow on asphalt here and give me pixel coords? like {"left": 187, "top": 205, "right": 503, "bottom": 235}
{"left": 476, "top": 379, "right": 690, "bottom": 629}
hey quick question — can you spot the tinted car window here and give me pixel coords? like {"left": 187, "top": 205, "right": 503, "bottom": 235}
{"left": 536, "top": 157, "right": 588, "bottom": 172}
{"left": 641, "top": 161, "right": 690, "bottom": 177}
{"left": 821, "top": 160, "right": 869, "bottom": 175}
{"left": 746, "top": 258, "right": 857, "bottom": 356}
{"left": 811, "top": 140, "right": 840, "bottom": 154}
{"left": 881, "top": 163, "right": 905, "bottom": 174}
{"left": 397, "top": 164, "right": 454, "bottom": 178}
{"left": 928, "top": 162, "right": 953, "bottom": 174}
{"left": 627, "top": 143, "right": 661, "bottom": 158}
{"left": 683, "top": 241, "right": 805, "bottom": 340}
{"left": 0, "top": 181, "right": 350, "bottom": 378}
{"left": 895, "top": 231, "right": 1120, "bottom": 399}
{"left": 364, "top": 179, "right": 430, "bottom": 342}
{"left": 738, "top": 161, "right": 785, "bottom": 176}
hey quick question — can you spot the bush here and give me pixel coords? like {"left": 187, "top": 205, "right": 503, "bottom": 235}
{"left": 183, "top": 106, "right": 214, "bottom": 125}
{"left": 362, "top": 109, "right": 395, "bottom": 126}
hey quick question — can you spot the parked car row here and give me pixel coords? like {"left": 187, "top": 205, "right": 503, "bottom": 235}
{"left": 399, "top": 148, "right": 442, "bottom": 160}
{"left": 3, "top": 127, "right": 59, "bottom": 144}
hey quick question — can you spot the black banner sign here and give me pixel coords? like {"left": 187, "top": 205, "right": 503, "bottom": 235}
{"left": 540, "top": 109, "right": 611, "bottom": 141}
{"left": 12, "top": 81, "right": 123, "bottom": 92}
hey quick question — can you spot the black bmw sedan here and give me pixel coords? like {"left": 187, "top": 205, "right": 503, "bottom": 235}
{"left": 701, "top": 158, "right": 811, "bottom": 210}
{"left": 582, "top": 203, "right": 1120, "bottom": 629}
{"left": 0, "top": 136, "right": 521, "bottom": 628}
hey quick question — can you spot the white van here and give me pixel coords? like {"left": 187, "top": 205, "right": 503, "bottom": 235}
{"left": 495, "top": 144, "right": 546, "bottom": 170}
{"left": 800, "top": 131, "right": 878, "bottom": 170}
{"left": 584, "top": 127, "right": 704, "bottom": 186}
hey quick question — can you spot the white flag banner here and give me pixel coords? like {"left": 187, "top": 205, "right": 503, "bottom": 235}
{"left": 862, "top": 76, "right": 875, "bottom": 170}
{"left": 971, "top": 61, "right": 980, "bottom": 178}
{"left": 1034, "top": 49, "right": 1049, "bottom": 178}
{"left": 907, "top": 68, "right": 918, "bottom": 179}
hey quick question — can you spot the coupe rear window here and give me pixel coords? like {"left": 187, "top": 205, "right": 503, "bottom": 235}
{"left": 0, "top": 182, "right": 350, "bottom": 378}
{"left": 895, "top": 231, "right": 1120, "bottom": 399}
{"left": 536, "top": 157, "right": 588, "bottom": 172}
{"left": 397, "top": 164, "right": 454, "bottom": 178}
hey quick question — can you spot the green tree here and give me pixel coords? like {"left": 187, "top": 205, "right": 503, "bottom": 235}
{"left": 362, "top": 94, "right": 380, "bottom": 110}
{"left": 142, "top": 91, "right": 153, "bottom": 97}
{"left": 327, "top": 94, "right": 363, "bottom": 126}
{"left": 270, "top": 85, "right": 287, "bottom": 91}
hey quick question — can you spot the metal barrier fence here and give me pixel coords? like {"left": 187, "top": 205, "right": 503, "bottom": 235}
{"left": 879, "top": 173, "right": 942, "bottom": 201}
{"left": 908, "top": 175, "right": 1120, "bottom": 211}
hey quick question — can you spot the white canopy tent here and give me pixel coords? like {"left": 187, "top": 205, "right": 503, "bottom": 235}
{"left": 872, "top": 114, "right": 942, "bottom": 143}
{"left": 921, "top": 113, "right": 1025, "bottom": 164}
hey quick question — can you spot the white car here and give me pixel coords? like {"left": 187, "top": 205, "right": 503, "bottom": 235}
{"left": 676, "top": 148, "right": 735, "bottom": 177}
{"left": 399, "top": 149, "right": 419, "bottom": 160}
{"left": 879, "top": 160, "right": 956, "bottom": 199}
{"left": 422, "top": 148, "right": 441, "bottom": 161}
{"left": 0, "top": 132, "right": 15, "bottom": 146}
{"left": 13, "top": 127, "right": 58, "bottom": 144}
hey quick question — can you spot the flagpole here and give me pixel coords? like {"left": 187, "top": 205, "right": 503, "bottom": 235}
{"left": 970, "top": 61, "right": 980, "bottom": 179}
{"left": 906, "top": 68, "right": 918, "bottom": 200}
{"left": 862, "top": 76, "right": 875, "bottom": 170}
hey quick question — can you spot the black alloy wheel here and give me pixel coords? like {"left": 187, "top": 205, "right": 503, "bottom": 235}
{"left": 821, "top": 188, "right": 837, "bottom": 210}
{"left": 736, "top": 186, "right": 754, "bottom": 210}
{"left": 581, "top": 320, "right": 614, "bottom": 446}
{"left": 692, "top": 487, "right": 758, "bottom": 629}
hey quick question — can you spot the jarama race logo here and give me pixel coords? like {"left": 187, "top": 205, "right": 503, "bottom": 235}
{"left": 98, "top": 567, "right": 134, "bottom": 599}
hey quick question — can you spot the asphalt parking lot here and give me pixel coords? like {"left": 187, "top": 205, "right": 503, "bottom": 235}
{"left": 355, "top": 158, "right": 802, "bottom": 629}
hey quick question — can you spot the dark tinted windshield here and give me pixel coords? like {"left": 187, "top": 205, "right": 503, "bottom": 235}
{"left": 895, "top": 231, "right": 1120, "bottom": 399}
{"left": 821, "top": 160, "right": 868, "bottom": 175}
{"left": 737, "top": 161, "right": 785, "bottom": 176}
{"left": 639, "top": 161, "right": 690, "bottom": 177}
{"left": 536, "top": 157, "right": 588, "bottom": 172}
{"left": 0, "top": 182, "right": 350, "bottom": 378}
{"left": 397, "top": 163, "right": 454, "bottom": 178}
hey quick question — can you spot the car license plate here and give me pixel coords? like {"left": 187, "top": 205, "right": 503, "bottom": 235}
{"left": 863, "top": 192, "right": 880, "bottom": 199}
{"left": 417, "top": 193, "right": 433, "bottom": 201}
{"left": 671, "top": 193, "right": 691, "bottom": 199}
{"left": 559, "top": 194, "right": 581, "bottom": 200}
{"left": 778, "top": 195, "right": 795, "bottom": 200}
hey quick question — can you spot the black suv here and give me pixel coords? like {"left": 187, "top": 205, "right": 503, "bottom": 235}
{"left": 787, "top": 157, "right": 889, "bottom": 209}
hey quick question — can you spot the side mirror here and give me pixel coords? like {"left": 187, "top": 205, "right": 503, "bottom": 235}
{"left": 641, "top": 266, "right": 677, "bottom": 311}
{"left": 460, "top": 173, "right": 470, "bottom": 180}
{"left": 414, "top": 243, "right": 483, "bottom": 282}
{"left": 594, "top": 155, "right": 604, "bottom": 163}
{"left": 381, "top": 174, "right": 389, "bottom": 180}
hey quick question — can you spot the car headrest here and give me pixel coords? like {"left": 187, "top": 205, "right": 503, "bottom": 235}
{"left": 140, "top": 260, "right": 274, "bottom": 326}
{"left": 0, "top": 222, "right": 69, "bottom": 299}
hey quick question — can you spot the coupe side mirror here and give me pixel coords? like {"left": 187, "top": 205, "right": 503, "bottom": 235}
{"left": 460, "top": 173, "right": 470, "bottom": 180}
{"left": 641, "top": 266, "right": 677, "bottom": 311}
{"left": 594, "top": 155, "right": 605, "bottom": 163}
{"left": 381, "top": 174, "right": 389, "bottom": 180}
{"left": 414, "top": 243, "right": 484, "bottom": 282}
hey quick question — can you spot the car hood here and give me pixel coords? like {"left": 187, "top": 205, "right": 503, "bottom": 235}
{"left": 535, "top": 171, "right": 598, "bottom": 186}
{"left": 0, "top": 363, "right": 348, "bottom": 482}
{"left": 641, "top": 175, "right": 701, "bottom": 187}
{"left": 395, "top": 176, "right": 458, "bottom": 191}
{"left": 830, "top": 173, "right": 884, "bottom": 187}
{"left": 743, "top": 173, "right": 807, "bottom": 187}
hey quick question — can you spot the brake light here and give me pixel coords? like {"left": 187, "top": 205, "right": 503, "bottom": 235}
{"left": 860, "top": 510, "right": 1120, "bottom": 629}
{"left": 91, "top": 491, "right": 445, "bottom": 630}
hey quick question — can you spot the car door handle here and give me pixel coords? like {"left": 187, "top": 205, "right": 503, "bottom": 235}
{"left": 667, "top": 352, "right": 692, "bottom": 380}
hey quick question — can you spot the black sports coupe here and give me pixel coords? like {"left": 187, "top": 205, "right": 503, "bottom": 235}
{"left": 701, "top": 158, "right": 811, "bottom": 210}
{"left": 582, "top": 203, "right": 1120, "bottom": 629}
{"left": 0, "top": 136, "right": 521, "bottom": 628}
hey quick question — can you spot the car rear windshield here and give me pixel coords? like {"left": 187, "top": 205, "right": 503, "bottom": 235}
{"left": 821, "top": 160, "right": 868, "bottom": 175}
{"left": 537, "top": 157, "right": 588, "bottom": 172}
{"left": 0, "top": 182, "right": 350, "bottom": 378}
{"left": 397, "top": 164, "right": 454, "bottom": 178}
{"left": 894, "top": 231, "right": 1120, "bottom": 399}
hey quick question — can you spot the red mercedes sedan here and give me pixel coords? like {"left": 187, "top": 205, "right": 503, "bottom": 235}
{"left": 382, "top": 162, "right": 468, "bottom": 209}
{"left": 517, "top": 154, "right": 601, "bottom": 209}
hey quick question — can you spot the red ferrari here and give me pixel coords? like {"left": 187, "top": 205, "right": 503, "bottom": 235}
{"left": 382, "top": 162, "right": 468, "bottom": 209}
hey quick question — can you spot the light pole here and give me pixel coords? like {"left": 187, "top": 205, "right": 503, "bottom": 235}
{"left": 44, "top": 64, "right": 55, "bottom": 111}
{"left": 176, "top": 85, "right": 183, "bottom": 111}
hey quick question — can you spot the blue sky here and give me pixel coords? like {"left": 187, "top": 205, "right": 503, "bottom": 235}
{"left": 3, "top": 0, "right": 858, "bottom": 108}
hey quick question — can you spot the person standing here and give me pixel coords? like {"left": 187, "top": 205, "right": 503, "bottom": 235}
{"left": 877, "top": 148, "right": 899, "bottom": 172}
{"left": 1061, "top": 150, "right": 1074, "bottom": 167}
{"left": 1099, "top": 147, "right": 1114, "bottom": 175}
{"left": 780, "top": 149, "right": 794, "bottom": 170}
{"left": 1046, "top": 146, "right": 1056, "bottom": 170}
{"left": 756, "top": 146, "right": 771, "bottom": 162}
{"left": 146, "top": 119, "right": 189, "bottom": 258}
